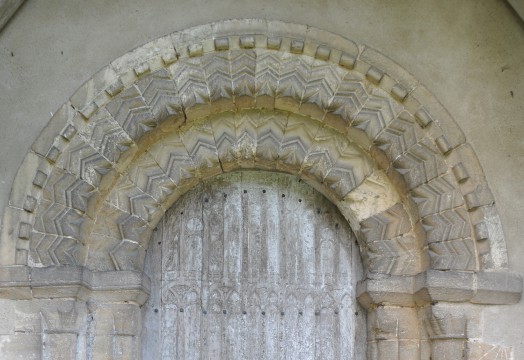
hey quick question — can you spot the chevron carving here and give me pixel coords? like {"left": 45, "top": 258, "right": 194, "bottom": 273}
{"left": 364, "top": 233, "right": 424, "bottom": 275}
{"left": 411, "top": 174, "right": 464, "bottom": 218}
{"left": 136, "top": 68, "right": 184, "bottom": 121}
{"left": 359, "top": 203, "right": 411, "bottom": 243}
{"left": 422, "top": 207, "right": 471, "bottom": 244}
{"left": 393, "top": 137, "right": 447, "bottom": 190}
{"left": 429, "top": 238, "right": 478, "bottom": 271}
{"left": 105, "top": 85, "right": 157, "bottom": 140}
{"left": 6, "top": 22, "right": 511, "bottom": 360}
{"left": 22, "top": 43, "right": 486, "bottom": 279}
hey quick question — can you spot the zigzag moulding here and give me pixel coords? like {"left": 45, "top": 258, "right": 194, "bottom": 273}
{"left": 0, "top": 20, "right": 522, "bottom": 360}
{"left": 0, "top": 19, "right": 521, "bottom": 360}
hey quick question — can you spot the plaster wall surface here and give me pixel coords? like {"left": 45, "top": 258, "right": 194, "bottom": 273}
{"left": 0, "top": 0, "right": 523, "bottom": 357}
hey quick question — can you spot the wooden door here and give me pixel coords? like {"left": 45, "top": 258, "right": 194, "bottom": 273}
{"left": 142, "top": 171, "right": 364, "bottom": 359}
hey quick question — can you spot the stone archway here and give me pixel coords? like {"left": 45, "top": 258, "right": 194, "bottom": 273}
{"left": 141, "top": 171, "right": 367, "bottom": 359}
{"left": 0, "top": 19, "right": 521, "bottom": 360}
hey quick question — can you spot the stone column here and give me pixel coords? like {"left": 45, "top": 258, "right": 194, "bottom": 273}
{"left": 426, "top": 312, "right": 468, "bottom": 360}
{"left": 367, "top": 306, "right": 430, "bottom": 360}
{"left": 79, "top": 269, "right": 150, "bottom": 360}
{"left": 87, "top": 302, "right": 142, "bottom": 360}
{"left": 0, "top": 265, "right": 150, "bottom": 360}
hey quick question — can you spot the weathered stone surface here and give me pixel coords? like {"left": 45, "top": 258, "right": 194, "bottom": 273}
{"left": 467, "top": 341, "right": 511, "bottom": 360}
{"left": 357, "top": 273, "right": 427, "bottom": 308}
{"left": 0, "top": 334, "right": 40, "bottom": 360}
{"left": 0, "top": 18, "right": 521, "bottom": 360}
{"left": 368, "top": 306, "right": 421, "bottom": 340}
{"left": 472, "top": 270, "right": 523, "bottom": 304}
{"left": 339, "top": 170, "right": 401, "bottom": 228}
{"left": 431, "top": 339, "right": 467, "bottom": 360}
{"left": 142, "top": 171, "right": 364, "bottom": 359}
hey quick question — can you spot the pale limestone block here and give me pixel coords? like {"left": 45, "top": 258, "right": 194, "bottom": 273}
{"left": 276, "top": 113, "right": 321, "bottom": 174}
{"left": 8, "top": 152, "right": 42, "bottom": 211}
{"left": 370, "top": 339, "right": 422, "bottom": 360}
{"left": 31, "top": 102, "right": 77, "bottom": 158}
{"left": 357, "top": 273, "right": 426, "bottom": 308}
{"left": 76, "top": 107, "right": 135, "bottom": 166}
{"left": 339, "top": 170, "right": 401, "bottom": 227}
{"left": 14, "top": 299, "right": 43, "bottom": 333}
{"left": 429, "top": 237, "right": 479, "bottom": 271}
{"left": 84, "top": 233, "right": 124, "bottom": 272}
{"left": 70, "top": 66, "right": 119, "bottom": 116}
{"left": 273, "top": 53, "right": 312, "bottom": 114}
{"left": 113, "top": 335, "right": 140, "bottom": 360}
{"left": 0, "top": 299, "right": 16, "bottom": 334}
{"left": 426, "top": 270, "right": 475, "bottom": 302}
{"left": 471, "top": 205, "right": 508, "bottom": 269}
{"left": 111, "top": 35, "right": 175, "bottom": 86}
{"left": 0, "top": 334, "right": 40, "bottom": 360}
{"left": 363, "top": 232, "right": 427, "bottom": 276}
{"left": 0, "top": 265, "right": 31, "bottom": 299}
{"left": 0, "top": 207, "right": 33, "bottom": 265}
{"left": 431, "top": 339, "right": 466, "bottom": 360}
{"left": 179, "top": 121, "right": 222, "bottom": 179}
{"left": 91, "top": 303, "right": 141, "bottom": 336}
{"left": 31, "top": 268, "right": 83, "bottom": 299}
{"left": 368, "top": 306, "right": 421, "bottom": 340}
{"left": 89, "top": 334, "right": 112, "bottom": 360}
{"left": 267, "top": 20, "right": 307, "bottom": 42}
{"left": 212, "top": 18, "right": 268, "bottom": 38}
{"left": 360, "top": 47, "right": 419, "bottom": 91}
{"left": 430, "top": 302, "right": 484, "bottom": 339}
{"left": 43, "top": 333, "right": 78, "bottom": 360}
{"left": 472, "top": 270, "right": 523, "bottom": 305}
{"left": 446, "top": 144, "right": 495, "bottom": 208}
{"left": 299, "top": 61, "right": 350, "bottom": 120}
{"left": 135, "top": 69, "right": 184, "bottom": 127}
{"left": 306, "top": 26, "right": 359, "bottom": 57}
{"left": 170, "top": 23, "right": 214, "bottom": 59}
{"left": 410, "top": 85, "right": 466, "bottom": 150}
{"left": 467, "top": 341, "right": 511, "bottom": 360}
{"left": 109, "top": 239, "right": 146, "bottom": 271}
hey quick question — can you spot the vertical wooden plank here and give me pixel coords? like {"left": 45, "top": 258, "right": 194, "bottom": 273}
{"left": 300, "top": 294, "right": 316, "bottom": 360}
{"left": 264, "top": 292, "right": 280, "bottom": 360}
{"left": 140, "top": 216, "right": 163, "bottom": 360}
{"left": 205, "top": 289, "right": 223, "bottom": 359}
{"left": 339, "top": 293, "right": 354, "bottom": 360}
{"left": 247, "top": 292, "right": 262, "bottom": 360}
{"left": 223, "top": 173, "right": 243, "bottom": 281}
{"left": 162, "top": 305, "right": 178, "bottom": 360}
{"left": 245, "top": 175, "right": 262, "bottom": 284}
{"left": 319, "top": 294, "right": 336, "bottom": 360}
{"left": 142, "top": 170, "right": 362, "bottom": 359}
{"left": 281, "top": 295, "right": 300, "bottom": 360}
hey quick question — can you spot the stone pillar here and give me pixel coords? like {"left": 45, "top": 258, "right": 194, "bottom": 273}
{"left": 87, "top": 302, "right": 142, "bottom": 360}
{"left": 79, "top": 269, "right": 150, "bottom": 360}
{"left": 0, "top": 265, "right": 150, "bottom": 360}
{"left": 367, "top": 306, "right": 430, "bottom": 360}
{"left": 40, "top": 300, "right": 86, "bottom": 360}
{"left": 426, "top": 312, "right": 468, "bottom": 360}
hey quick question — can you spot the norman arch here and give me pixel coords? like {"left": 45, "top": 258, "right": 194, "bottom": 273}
{"left": 0, "top": 19, "right": 521, "bottom": 359}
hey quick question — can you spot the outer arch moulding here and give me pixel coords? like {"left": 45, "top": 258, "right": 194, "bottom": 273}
{"left": 0, "top": 19, "right": 521, "bottom": 309}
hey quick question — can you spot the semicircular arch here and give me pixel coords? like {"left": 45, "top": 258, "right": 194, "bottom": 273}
{"left": 1, "top": 19, "right": 522, "bottom": 360}
{"left": 3, "top": 20, "right": 506, "bottom": 275}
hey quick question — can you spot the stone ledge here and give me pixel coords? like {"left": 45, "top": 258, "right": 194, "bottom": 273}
{"left": 357, "top": 270, "right": 522, "bottom": 308}
{"left": 0, "top": 266, "right": 150, "bottom": 304}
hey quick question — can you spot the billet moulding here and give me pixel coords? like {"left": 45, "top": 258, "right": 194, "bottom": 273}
{"left": 0, "top": 19, "right": 520, "bottom": 360}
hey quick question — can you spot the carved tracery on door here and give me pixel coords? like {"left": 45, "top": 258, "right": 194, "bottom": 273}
{"left": 142, "top": 171, "right": 366, "bottom": 359}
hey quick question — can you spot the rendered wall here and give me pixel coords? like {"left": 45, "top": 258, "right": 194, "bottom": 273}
{"left": 0, "top": 0, "right": 523, "bottom": 358}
